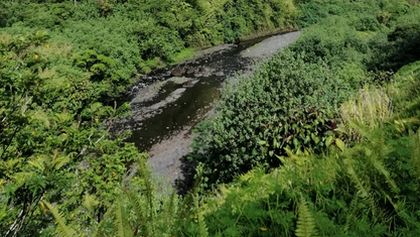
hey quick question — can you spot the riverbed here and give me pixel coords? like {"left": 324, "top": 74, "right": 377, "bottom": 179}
{"left": 119, "top": 31, "right": 300, "bottom": 188}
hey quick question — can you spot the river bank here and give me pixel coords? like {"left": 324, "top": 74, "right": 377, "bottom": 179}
{"left": 117, "top": 31, "right": 301, "bottom": 189}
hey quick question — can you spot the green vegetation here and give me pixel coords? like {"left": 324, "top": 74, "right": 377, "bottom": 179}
{"left": 0, "top": 0, "right": 298, "bottom": 236}
{"left": 45, "top": 52, "right": 420, "bottom": 237}
{"left": 187, "top": 0, "right": 420, "bottom": 187}
{"left": 197, "top": 60, "right": 420, "bottom": 236}
{"left": 1, "top": 0, "right": 419, "bottom": 236}
{"left": 0, "top": 28, "right": 145, "bottom": 236}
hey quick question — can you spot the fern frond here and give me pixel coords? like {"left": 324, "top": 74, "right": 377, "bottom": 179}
{"left": 343, "top": 158, "right": 370, "bottom": 199}
{"left": 343, "top": 157, "right": 378, "bottom": 218}
{"left": 125, "top": 189, "right": 146, "bottom": 234}
{"left": 43, "top": 201, "right": 78, "bottom": 237}
{"left": 137, "top": 158, "right": 156, "bottom": 235}
{"left": 295, "top": 199, "right": 318, "bottom": 237}
{"left": 198, "top": 0, "right": 229, "bottom": 22}
{"left": 115, "top": 199, "right": 133, "bottom": 237}
{"left": 161, "top": 192, "right": 178, "bottom": 235}
{"left": 412, "top": 131, "right": 420, "bottom": 179}
{"left": 369, "top": 155, "right": 399, "bottom": 193}
{"left": 194, "top": 194, "right": 209, "bottom": 237}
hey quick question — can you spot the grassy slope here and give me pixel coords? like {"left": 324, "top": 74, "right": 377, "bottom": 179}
{"left": 199, "top": 48, "right": 420, "bottom": 237}
{"left": 0, "top": 1, "right": 299, "bottom": 236}
{"left": 186, "top": 0, "right": 420, "bottom": 187}
{"left": 182, "top": 1, "right": 420, "bottom": 236}
{"left": 2, "top": 0, "right": 419, "bottom": 236}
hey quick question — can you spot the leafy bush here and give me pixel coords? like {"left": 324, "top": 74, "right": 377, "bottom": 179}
{"left": 0, "top": 27, "right": 146, "bottom": 236}
{"left": 201, "top": 128, "right": 420, "bottom": 236}
{"left": 186, "top": 0, "right": 420, "bottom": 188}
{"left": 187, "top": 51, "right": 355, "bottom": 186}
{"left": 296, "top": 0, "right": 411, "bottom": 27}
{"left": 372, "top": 8, "right": 420, "bottom": 70}
{"left": 196, "top": 65, "right": 420, "bottom": 236}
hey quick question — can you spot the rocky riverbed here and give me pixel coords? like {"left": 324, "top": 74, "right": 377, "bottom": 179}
{"left": 118, "top": 31, "right": 301, "bottom": 189}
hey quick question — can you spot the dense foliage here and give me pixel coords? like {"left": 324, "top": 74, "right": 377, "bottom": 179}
{"left": 187, "top": 0, "right": 420, "bottom": 187}
{"left": 198, "top": 60, "right": 420, "bottom": 236}
{"left": 1, "top": 0, "right": 419, "bottom": 236}
{"left": 1, "top": 0, "right": 298, "bottom": 74}
{"left": 0, "top": 0, "right": 298, "bottom": 236}
{"left": 0, "top": 27, "right": 146, "bottom": 236}
{"left": 45, "top": 53, "right": 420, "bottom": 237}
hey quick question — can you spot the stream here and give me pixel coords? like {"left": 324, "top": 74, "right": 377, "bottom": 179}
{"left": 118, "top": 31, "right": 300, "bottom": 188}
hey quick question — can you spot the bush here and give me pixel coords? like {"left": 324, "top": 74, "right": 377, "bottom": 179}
{"left": 201, "top": 127, "right": 420, "bottom": 236}
{"left": 373, "top": 9, "right": 420, "bottom": 70}
{"left": 186, "top": 0, "right": 420, "bottom": 188}
{"left": 187, "top": 50, "right": 357, "bottom": 186}
{"left": 197, "top": 64, "right": 420, "bottom": 236}
{"left": 0, "top": 31, "right": 144, "bottom": 236}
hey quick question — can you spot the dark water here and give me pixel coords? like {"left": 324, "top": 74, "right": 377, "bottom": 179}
{"left": 129, "top": 77, "right": 221, "bottom": 149}
{"left": 126, "top": 35, "right": 278, "bottom": 151}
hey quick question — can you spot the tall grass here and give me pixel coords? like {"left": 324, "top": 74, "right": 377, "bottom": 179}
{"left": 340, "top": 87, "right": 393, "bottom": 139}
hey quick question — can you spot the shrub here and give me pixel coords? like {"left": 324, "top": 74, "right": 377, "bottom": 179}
{"left": 0, "top": 31, "right": 144, "bottom": 236}
{"left": 186, "top": 0, "right": 420, "bottom": 189}
{"left": 200, "top": 126, "right": 420, "bottom": 236}
{"left": 370, "top": 7, "right": 420, "bottom": 70}
{"left": 187, "top": 50, "right": 355, "bottom": 186}
{"left": 197, "top": 66, "right": 420, "bottom": 236}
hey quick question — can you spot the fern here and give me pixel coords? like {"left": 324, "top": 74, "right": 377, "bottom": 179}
{"left": 115, "top": 199, "right": 133, "bottom": 237}
{"left": 195, "top": 194, "right": 209, "bottom": 237}
{"left": 343, "top": 158, "right": 370, "bottom": 199}
{"left": 412, "top": 131, "right": 420, "bottom": 179}
{"left": 197, "top": 0, "right": 229, "bottom": 22}
{"left": 137, "top": 158, "right": 156, "bottom": 236}
{"left": 161, "top": 192, "right": 178, "bottom": 235}
{"left": 43, "top": 201, "right": 78, "bottom": 237}
{"left": 295, "top": 199, "right": 317, "bottom": 237}
{"left": 369, "top": 155, "right": 399, "bottom": 193}
{"left": 125, "top": 189, "right": 146, "bottom": 235}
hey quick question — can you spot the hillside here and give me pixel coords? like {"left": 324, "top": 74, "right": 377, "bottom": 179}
{"left": 1, "top": 0, "right": 419, "bottom": 236}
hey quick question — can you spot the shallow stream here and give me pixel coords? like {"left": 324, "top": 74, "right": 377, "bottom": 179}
{"left": 119, "top": 31, "right": 301, "bottom": 186}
